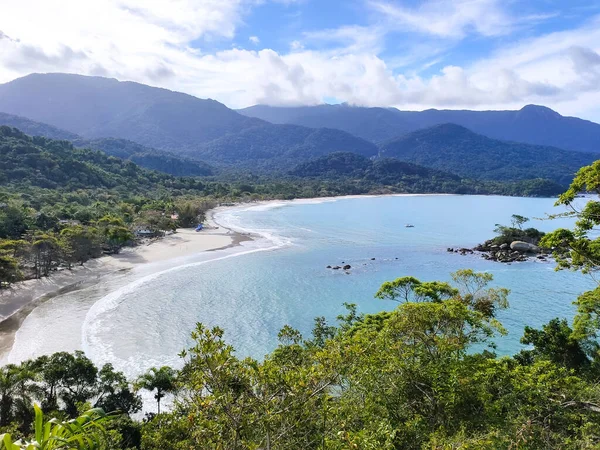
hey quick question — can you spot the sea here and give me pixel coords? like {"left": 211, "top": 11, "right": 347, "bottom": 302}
{"left": 5, "top": 195, "right": 596, "bottom": 383}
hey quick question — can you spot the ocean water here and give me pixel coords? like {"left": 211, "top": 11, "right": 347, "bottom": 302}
{"left": 6, "top": 195, "right": 596, "bottom": 382}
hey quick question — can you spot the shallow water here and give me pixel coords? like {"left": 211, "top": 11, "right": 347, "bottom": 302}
{"left": 7, "top": 195, "right": 596, "bottom": 382}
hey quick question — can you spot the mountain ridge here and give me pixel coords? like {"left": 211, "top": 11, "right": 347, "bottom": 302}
{"left": 239, "top": 103, "right": 600, "bottom": 153}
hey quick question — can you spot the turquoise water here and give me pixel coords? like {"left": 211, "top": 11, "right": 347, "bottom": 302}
{"left": 86, "top": 195, "right": 595, "bottom": 373}
{"left": 8, "top": 195, "right": 597, "bottom": 380}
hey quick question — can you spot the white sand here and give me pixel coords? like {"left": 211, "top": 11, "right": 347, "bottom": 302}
{"left": 0, "top": 225, "right": 240, "bottom": 356}
{"left": 105, "top": 227, "right": 234, "bottom": 269}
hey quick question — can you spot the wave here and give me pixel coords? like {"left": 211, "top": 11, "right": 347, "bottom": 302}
{"left": 81, "top": 203, "right": 293, "bottom": 375}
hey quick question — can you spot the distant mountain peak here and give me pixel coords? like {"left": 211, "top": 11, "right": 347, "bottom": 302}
{"left": 519, "top": 104, "right": 561, "bottom": 117}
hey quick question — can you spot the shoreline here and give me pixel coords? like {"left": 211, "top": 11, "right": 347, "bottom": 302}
{"left": 0, "top": 214, "right": 251, "bottom": 362}
{"left": 0, "top": 191, "right": 545, "bottom": 364}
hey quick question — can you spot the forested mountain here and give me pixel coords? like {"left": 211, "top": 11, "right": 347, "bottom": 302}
{"left": 0, "top": 73, "right": 265, "bottom": 152}
{"left": 192, "top": 124, "right": 378, "bottom": 168}
{"left": 0, "top": 126, "right": 206, "bottom": 192}
{"left": 0, "top": 113, "right": 214, "bottom": 177}
{"left": 73, "top": 138, "right": 214, "bottom": 177}
{"left": 239, "top": 104, "right": 600, "bottom": 153}
{"left": 239, "top": 104, "right": 412, "bottom": 142}
{"left": 289, "top": 152, "right": 564, "bottom": 197}
{"left": 0, "top": 112, "right": 79, "bottom": 141}
{"left": 379, "top": 124, "right": 599, "bottom": 185}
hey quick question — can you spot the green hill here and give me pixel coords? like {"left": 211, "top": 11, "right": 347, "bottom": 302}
{"left": 73, "top": 137, "right": 215, "bottom": 177}
{"left": 240, "top": 103, "right": 600, "bottom": 153}
{"left": 0, "top": 73, "right": 265, "bottom": 152}
{"left": 0, "top": 126, "right": 205, "bottom": 192}
{"left": 0, "top": 112, "right": 80, "bottom": 141}
{"left": 289, "top": 152, "right": 564, "bottom": 197}
{"left": 192, "top": 125, "right": 378, "bottom": 168}
{"left": 379, "top": 124, "right": 599, "bottom": 185}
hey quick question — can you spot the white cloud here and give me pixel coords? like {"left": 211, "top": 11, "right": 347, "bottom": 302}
{"left": 249, "top": 36, "right": 260, "bottom": 44}
{"left": 369, "top": 0, "right": 514, "bottom": 38}
{"left": 1, "top": 0, "right": 600, "bottom": 122}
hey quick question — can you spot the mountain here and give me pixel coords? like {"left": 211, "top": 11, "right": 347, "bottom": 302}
{"left": 0, "top": 113, "right": 214, "bottom": 177}
{"left": 379, "top": 124, "right": 599, "bottom": 185}
{"left": 239, "top": 104, "right": 600, "bottom": 153}
{"left": 0, "top": 73, "right": 265, "bottom": 152}
{"left": 0, "top": 112, "right": 79, "bottom": 141}
{"left": 192, "top": 124, "right": 378, "bottom": 168}
{"left": 0, "top": 126, "right": 205, "bottom": 192}
{"left": 288, "top": 152, "right": 564, "bottom": 197}
{"left": 289, "top": 152, "right": 458, "bottom": 181}
{"left": 73, "top": 138, "right": 214, "bottom": 177}
{"left": 239, "top": 104, "right": 413, "bottom": 142}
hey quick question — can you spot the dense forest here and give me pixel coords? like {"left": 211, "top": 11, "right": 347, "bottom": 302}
{"left": 0, "top": 141, "right": 599, "bottom": 448}
{"left": 379, "top": 124, "right": 599, "bottom": 185}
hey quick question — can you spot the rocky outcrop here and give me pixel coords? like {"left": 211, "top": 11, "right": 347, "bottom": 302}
{"left": 458, "top": 238, "right": 550, "bottom": 264}
{"left": 510, "top": 241, "right": 540, "bottom": 252}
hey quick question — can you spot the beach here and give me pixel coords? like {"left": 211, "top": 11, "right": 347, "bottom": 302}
{"left": 0, "top": 213, "right": 250, "bottom": 362}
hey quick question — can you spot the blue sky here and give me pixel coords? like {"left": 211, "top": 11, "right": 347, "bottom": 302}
{"left": 1, "top": 0, "right": 600, "bottom": 121}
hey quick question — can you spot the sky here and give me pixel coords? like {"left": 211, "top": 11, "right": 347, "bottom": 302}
{"left": 1, "top": 0, "right": 600, "bottom": 121}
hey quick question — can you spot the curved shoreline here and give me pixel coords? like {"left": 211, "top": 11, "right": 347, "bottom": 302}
{"left": 0, "top": 193, "right": 471, "bottom": 365}
{"left": 0, "top": 217, "right": 248, "bottom": 363}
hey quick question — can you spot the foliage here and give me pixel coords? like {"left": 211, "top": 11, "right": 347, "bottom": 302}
{"left": 0, "top": 404, "right": 110, "bottom": 449}
{"left": 135, "top": 368, "right": 177, "bottom": 415}
{"left": 379, "top": 123, "right": 598, "bottom": 185}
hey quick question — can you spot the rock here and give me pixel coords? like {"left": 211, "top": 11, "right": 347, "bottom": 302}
{"left": 345, "top": 271, "right": 350, "bottom": 275}
{"left": 371, "top": 258, "right": 376, "bottom": 260}
{"left": 343, "top": 264, "right": 351, "bottom": 270}
{"left": 332, "top": 266, "right": 341, "bottom": 270}
{"left": 510, "top": 241, "right": 540, "bottom": 253}
{"left": 491, "top": 244, "right": 499, "bottom": 250}
{"left": 500, "top": 243, "right": 509, "bottom": 250}
{"left": 326, "top": 265, "right": 332, "bottom": 269}
{"left": 447, "top": 247, "right": 454, "bottom": 252}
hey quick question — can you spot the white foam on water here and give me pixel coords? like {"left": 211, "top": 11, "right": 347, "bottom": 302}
{"left": 81, "top": 204, "right": 294, "bottom": 378}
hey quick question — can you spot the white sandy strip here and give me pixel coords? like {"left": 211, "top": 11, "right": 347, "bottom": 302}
{"left": 0, "top": 228, "right": 234, "bottom": 324}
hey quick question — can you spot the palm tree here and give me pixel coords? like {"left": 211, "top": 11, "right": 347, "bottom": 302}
{"left": 135, "top": 367, "right": 177, "bottom": 414}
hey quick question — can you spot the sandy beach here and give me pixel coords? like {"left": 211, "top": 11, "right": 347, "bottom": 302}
{"left": 0, "top": 213, "right": 250, "bottom": 361}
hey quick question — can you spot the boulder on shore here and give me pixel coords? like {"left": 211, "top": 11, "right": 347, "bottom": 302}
{"left": 510, "top": 241, "right": 540, "bottom": 253}
{"left": 343, "top": 264, "right": 351, "bottom": 270}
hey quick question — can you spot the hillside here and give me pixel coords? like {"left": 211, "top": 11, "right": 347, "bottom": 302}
{"left": 378, "top": 124, "right": 599, "bottom": 185}
{"left": 73, "top": 138, "right": 214, "bottom": 177}
{"left": 0, "top": 113, "right": 214, "bottom": 177}
{"left": 289, "top": 152, "right": 564, "bottom": 197}
{"left": 0, "top": 126, "right": 205, "bottom": 192}
{"left": 192, "top": 124, "right": 379, "bottom": 168}
{"left": 0, "top": 112, "right": 79, "bottom": 141}
{"left": 0, "top": 73, "right": 265, "bottom": 152}
{"left": 240, "top": 104, "right": 600, "bottom": 153}
{"left": 239, "top": 104, "right": 412, "bottom": 142}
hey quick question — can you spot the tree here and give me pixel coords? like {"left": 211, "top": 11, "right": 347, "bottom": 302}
{"left": 0, "top": 254, "right": 21, "bottom": 289}
{"left": 518, "top": 318, "right": 591, "bottom": 372}
{"left": 96, "top": 216, "right": 132, "bottom": 254}
{"left": 59, "top": 226, "right": 102, "bottom": 267}
{"left": 29, "top": 234, "right": 61, "bottom": 278}
{"left": 135, "top": 367, "right": 177, "bottom": 414}
{"left": 541, "top": 161, "right": 600, "bottom": 343}
{"left": 510, "top": 214, "right": 529, "bottom": 230}
{"left": 0, "top": 404, "right": 110, "bottom": 449}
